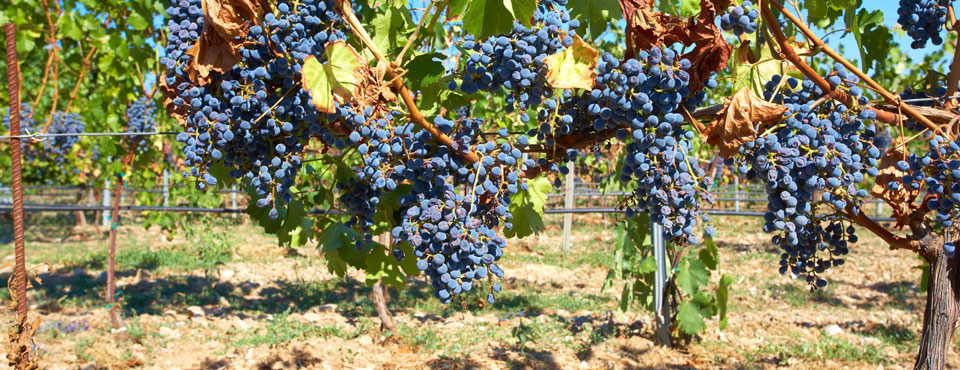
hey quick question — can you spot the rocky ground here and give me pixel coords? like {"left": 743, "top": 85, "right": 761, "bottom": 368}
{"left": 0, "top": 211, "right": 951, "bottom": 369}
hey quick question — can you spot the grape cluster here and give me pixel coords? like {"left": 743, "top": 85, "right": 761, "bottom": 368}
{"left": 454, "top": 3, "right": 580, "bottom": 119}
{"left": 897, "top": 0, "right": 950, "bottom": 48}
{"left": 719, "top": 1, "right": 759, "bottom": 35}
{"left": 46, "top": 112, "right": 86, "bottom": 164}
{"left": 162, "top": 0, "right": 203, "bottom": 75}
{"left": 390, "top": 119, "right": 525, "bottom": 303}
{"left": 523, "top": 47, "right": 716, "bottom": 243}
{"left": 163, "top": 0, "right": 346, "bottom": 216}
{"left": 2, "top": 104, "right": 40, "bottom": 159}
{"left": 126, "top": 96, "right": 158, "bottom": 153}
{"left": 741, "top": 65, "right": 882, "bottom": 287}
{"left": 893, "top": 137, "right": 960, "bottom": 257}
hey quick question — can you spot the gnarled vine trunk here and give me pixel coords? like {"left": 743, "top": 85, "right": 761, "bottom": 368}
{"left": 915, "top": 250, "right": 960, "bottom": 370}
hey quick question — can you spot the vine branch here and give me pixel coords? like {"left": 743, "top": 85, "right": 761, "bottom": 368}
{"left": 63, "top": 47, "right": 97, "bottom": 114}
{"left": 946, "top": 32, "right": 960, "bottom": 107}
{"left": 335, "top": 0, "right": 480, "bottom": 164}
{"left": 760, "top": 0, "right": 950, "bottom": 139}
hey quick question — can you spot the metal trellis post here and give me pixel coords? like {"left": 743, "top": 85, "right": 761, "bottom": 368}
{"left": 162, "top": 170, "right": 169, "bottom": 207}
{"left": 562, "top": 161, "right": 575, "bottom": 252}
{"left": 734, "top": 175, "right": 740, "bottom": 213}
{"left": 652, "top": 217, "right": 672, "bottom": 346}
{"left": 102, "top": 178, "right": 111, "bottom": 227}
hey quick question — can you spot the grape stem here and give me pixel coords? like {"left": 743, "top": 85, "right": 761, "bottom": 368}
{"left": 759, "top": 0, "right": 952, "bottom": 139}
{"left": 945, "top": 36, "right": 960, "bottom": 108}
{"left": 838, "top": 200, "right": 934, "bottom": 260}
{"left": 334, "top": 0, "right": 480, "bottom": 164}
{"left": 63, "top": 46, "right": 98, "bottom": 114}
{"left": 394, "top": 0, "right": 443, "bottom": 65}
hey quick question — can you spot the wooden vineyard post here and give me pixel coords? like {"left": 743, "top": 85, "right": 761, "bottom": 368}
{"left": 105, "top": 150, "right": 135, "bottom": 329}
{"left": 5, "top": 22, "right": 39, "bottom": 370}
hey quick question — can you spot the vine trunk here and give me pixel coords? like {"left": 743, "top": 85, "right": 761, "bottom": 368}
{"left": 916, "top": 250, "right": 960, "bottom": 370}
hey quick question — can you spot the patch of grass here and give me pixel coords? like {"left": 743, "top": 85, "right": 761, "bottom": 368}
{"left": 859, "top": 323, "right": 917, "bottom": 352}
{"left": 765, "top": 282, "right": 837, "bottom": 307}
{"left": 752, "top": 334, "right": 888, "bottom": 365}
{"left": 231, "top": 312, "right": 363, "bottom": 348}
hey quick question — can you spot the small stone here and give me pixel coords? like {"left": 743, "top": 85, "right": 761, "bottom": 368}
{"left": 232, "top": 318, "right": 251, "bottom": 330}
{"left": 79, "top": 361, "right": 97, "bottom": 370}
{"left": 158, "top": 326, "right": 179, "bottom": 338}
{"left": 302, "top": 312, "right": 323, "bottom": 323}
{"left": 823, "top": 324, "right": 843, "bottom": 337}
{"left": 220, "top": 269, "right": 236, "bottom": 280}
{"left": 186, "top": 306, "right": 205, "bottom": 317}
{"left": 444, "top": 321, "right": 465, "bottom": 329}
{"left": 357, "top": 335, "right": 373, "bottom": 346}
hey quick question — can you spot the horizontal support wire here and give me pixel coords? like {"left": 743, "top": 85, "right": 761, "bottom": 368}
{"left": 0, "top": 131, "right": 180, "bottom": 141}
{"left": 0, "top": 203, "right": 896, "bottom": 221}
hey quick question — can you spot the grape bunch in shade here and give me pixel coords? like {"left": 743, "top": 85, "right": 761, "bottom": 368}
{"left": 897, "top": 0, "right": 950, "bottom": 48}
{"left": 453, "top": 5, "right": 580, "bottom": 121}
{"left": 126, "top": 96, "right": 158, "bottom": 153}
{"left": 719, "top": 1, "right": 759, "bottom": 35}
{"left": 162, "top": 0, "right": 347, "bottom": 214}
{"left": 2, "top": 103, "right": 40, "bottom": 160}
{"left": 893, "top": 137, "right": 960, "bottom": 257}
{"left": 739, "top": 65, "right": 882, "bottom": 288}
{"left": 46, "top": 112, "right": 86, "bottom": 164}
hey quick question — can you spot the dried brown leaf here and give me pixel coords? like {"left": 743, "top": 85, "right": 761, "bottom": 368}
{"left": 185, "top": 0, "right": 268, "bottom": 85}
{"left": 705, "top": 88, "right": 788, "bottom": 158}
{"left": 159, "top": 75, "right": 189, "bottom": 125}
{"left": 871, "top": 144, "right": 918, "bottom": 224}
{"left": 618, "top": 0, "right": 732, "bottom": 92}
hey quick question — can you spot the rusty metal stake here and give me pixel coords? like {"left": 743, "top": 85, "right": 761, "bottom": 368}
{"left": 105, "top": 150, "right": 134, "bottom": 329}
{"left": 5, "top": 22, "right": 37, "bottom": 370}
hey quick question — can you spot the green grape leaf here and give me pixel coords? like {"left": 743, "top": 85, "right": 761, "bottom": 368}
{"left": 277, "top": 199, "right": 309, "bottom": 248}
{"left": 302, "top": 40, "right": 366, "bottom": 114}
{"left": 544, "top": 34, "right": 599, "bottom": 90}
{"left": 676, "top": 300, "right": 707, "bottom": 335}
{"left": 619, "top": 282, "right": 634, "bottom": 312}
{"left": 504, "top": 177, "right": 552, "bottom": 238}
{"left": 806, "top": 0, "right": 843, "bottom": 28}
{"left": 371, "top": 6, "right": 409, "bottom": 52}
{"left": 404, "top": 53, "right": 447, "bottom": 91}
{"left": 463, "top": 0, "right": 517, "bottom": 40}
{"left": 567, "top": 0, "right": 621, "bottom": 39}
{"left": 365, "top": 244, "right": 417, "bottom": 288}
{"left": 718, "top": 274, "right": 733, "bottom": 330}
{"left": 510, "top": 0, "right": 538, "bottom": 27}
{"left": 318, "top": 222, "right": 357, "bottom": 253}
{"left": 845, "top": 8, "right": 891, "bottom": 71}
{"left": 317, "top": 221, "right": 368, "bottom": 276}
{"left": 243, "top": 185, "right": 282, "bottom": 233}
{"left": 675, "top": 259, "right": 710, "bottom": 295}
{"left": 699, "top": 237, "right": 719, "bottom": 270}
{"left": 447, "top": 0, "right": 471, "bottom": 21}
{"left": 829, "top": 0, "right": 858, "bottom": 11}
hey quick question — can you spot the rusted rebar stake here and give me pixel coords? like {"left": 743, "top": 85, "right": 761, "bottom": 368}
{"left": 5, "top": 22, "right": 36, "bottom": 370}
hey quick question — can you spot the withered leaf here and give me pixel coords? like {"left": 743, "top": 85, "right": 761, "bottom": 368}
{"left": 705, "top": 88, "right": 788, "bottom": 158}
{"left": 185, "top": 0, "right": 267, "bottom": 85}
{"left": 618, "top": 0, "right": 732, "bottom": 92}
{"left": 871, "top": 144, "right": 919, "bottom": 223}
